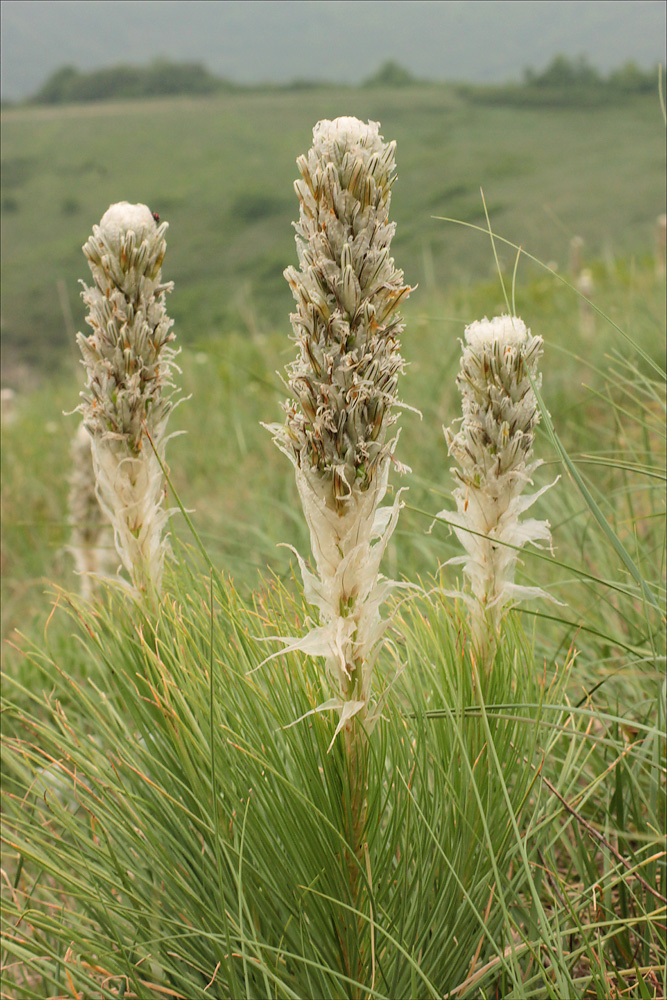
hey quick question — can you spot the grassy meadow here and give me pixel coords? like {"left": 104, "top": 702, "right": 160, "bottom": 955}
{"left": 1, "top": 84, "right": 664, "bottom": 378}
{"left": 1, "top": 82, "right": 665, "bottom": 998}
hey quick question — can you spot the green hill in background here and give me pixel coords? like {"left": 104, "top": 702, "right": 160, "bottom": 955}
{"left": 1, "top": 83, "right": 664, "bottom": 386}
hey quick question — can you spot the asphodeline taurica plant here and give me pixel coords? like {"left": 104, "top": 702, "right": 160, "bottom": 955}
{"left": 266, "top": 116, "right": 413, "bottom": 741}
{"left": 76, "top": 202, "right": 178, "bottom": 601}
{"left": 438, "top": 315, "right": 557, "bottom": 670}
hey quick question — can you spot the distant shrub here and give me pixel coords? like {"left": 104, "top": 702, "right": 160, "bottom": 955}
{"left": 61, "top": 197, "right": 80, "bottom": 216}
{"left": 31, "top": 59, "right": 232, "bottom": 105}
{"left": 230, "top": 192, "right": 287, "bottom": 223}
{"left": 2, "top": 196, "right": 19, "bottom": 213}
{"left": 462, "top": 55, "right": 660, "bottom": 108}
{"left": 1, "top": 157, "right": 35, "bottom": 188}
{"left": 34, "top": 65, "right": 80, "bottom": 104}
{"left": 524, "top": 55, "right": 602, "bottom": 89}
{"left": 429, "top": 183, "right": 470, "bottom": 206}
{"left": 363, "top": 60, "right": 419, "bottom": 87}
{"left": 608, "top": 60, "right": 658, "bottom": 94}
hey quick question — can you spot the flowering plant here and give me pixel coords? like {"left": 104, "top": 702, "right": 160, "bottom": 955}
{"left": 266, "top": 117, "right": 412, "bottom": 739}
{"left": 438, "top": 315, "right": 557, "bottom": 668}
{"left": 76, "top": 202, "right": 178, "bottom": 600}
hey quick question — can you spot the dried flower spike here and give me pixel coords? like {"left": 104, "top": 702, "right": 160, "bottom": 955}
{"left": 76, "top": 202, "right": 178, "bottom": 600}
{"left": 437, "top": 315, "right": 557, "bottom": 669}
{"left": 266, "top": 116, "right": 413, "bottom": 737}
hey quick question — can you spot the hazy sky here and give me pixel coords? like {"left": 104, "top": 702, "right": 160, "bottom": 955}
{"left": 1, "top": 0, "right": 665, "bottom": 100}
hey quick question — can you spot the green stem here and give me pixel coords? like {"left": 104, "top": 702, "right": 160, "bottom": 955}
{"left": 130, "top": 545, "right": 159, "bottom": 614}
{"left": 470, "top": 601, "right": 499, "bottom": 676}
{"left": 341, "top": 664, "right": 369, "bottom": 998}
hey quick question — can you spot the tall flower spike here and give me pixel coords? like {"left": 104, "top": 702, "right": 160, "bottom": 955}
{"left": 437, "top": 315, "right": 558, "bottom": 669}
{"left": 76, "top": 202, "right": 178, "bottom": 601}
{"left": 266, "top": 117, "right": 413, "bottom": 738}
{"left": 68, "top": 422, "right": 114, "bottom": 599}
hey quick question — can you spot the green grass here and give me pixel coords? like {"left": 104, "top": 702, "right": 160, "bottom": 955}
{"left": 1, "top": 86, "right": 664, "bottom": 378}
{"left": 3, "top": 559, "right": 663, "bottom": 998}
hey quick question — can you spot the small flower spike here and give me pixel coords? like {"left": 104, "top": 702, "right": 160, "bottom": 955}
{"left": 76, "top": 202, "right": 179, "bottom": 601}
{"left": 438, "top": 315, "right": 557, "bottom": 669}
{"left": 266, "top": 117, "right": 413, "bottom": 736}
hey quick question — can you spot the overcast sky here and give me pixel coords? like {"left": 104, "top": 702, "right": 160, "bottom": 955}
{"left": 1, "top": 0, "right": 665, "bottom": 100}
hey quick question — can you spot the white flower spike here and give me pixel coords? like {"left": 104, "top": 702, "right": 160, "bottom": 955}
{"left": 266, "top": 117, "right": 413, "bottom": 726}
{"left": 437, "top": 315, "right": 558, "bottom": 668}
{"left": 76, "top": 202, "right": 179, "bottom": 601}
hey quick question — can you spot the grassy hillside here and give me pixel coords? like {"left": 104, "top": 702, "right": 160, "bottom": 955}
{"left": 1, "top": 85, "right": 664, "bottom": 382}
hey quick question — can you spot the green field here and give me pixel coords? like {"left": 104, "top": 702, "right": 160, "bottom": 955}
{"left": 1, "top": 85, "right": 664, "bottom": 379}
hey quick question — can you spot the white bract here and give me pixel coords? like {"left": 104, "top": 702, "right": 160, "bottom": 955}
{"left": 437, "top": 315, "right": 557, "bottom": 666}
{"left": 67, "top": 422, "right": 114, "bottom": 598}
{"left": 76, "top": 202, "right": 178, "bottom": 600}
{"left": 266, "top": 117, "right": 412, "bottom": 734}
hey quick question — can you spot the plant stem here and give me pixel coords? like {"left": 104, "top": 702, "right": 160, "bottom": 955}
{"left": 341, "top": 668, "right": 369, "bottom": 997}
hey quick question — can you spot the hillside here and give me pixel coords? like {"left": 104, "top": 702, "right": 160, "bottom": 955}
{"left": 1, "top": 84, "right": 664, "bottom": 385}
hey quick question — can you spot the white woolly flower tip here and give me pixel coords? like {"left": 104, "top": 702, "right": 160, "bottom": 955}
{"left": 464, "top": 315, "right": 530, "bottom": 352}
{"left": 313, "top": 116, "right": 382, "bottom": 153}
{"left": 99, "top": 202, "right": 157, "bottom": 244}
